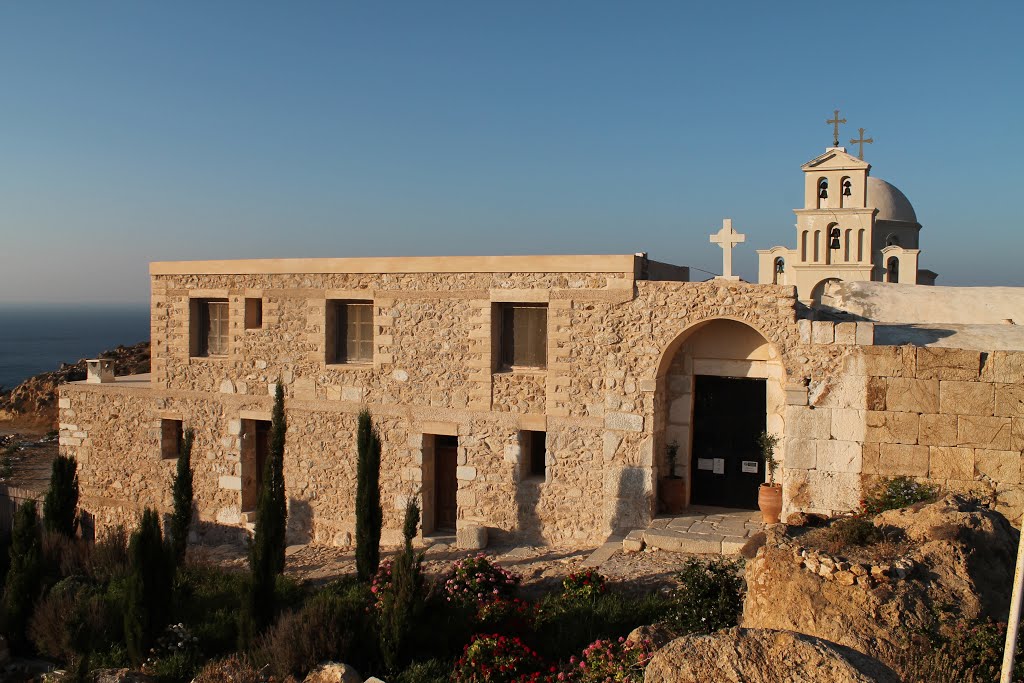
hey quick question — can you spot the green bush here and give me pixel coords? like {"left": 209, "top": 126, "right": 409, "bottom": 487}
{"left": 356, "top": 409, "right": 383, "bottom": 582}
{"left": 379, "top": 498, "right": 427, "bottom": 672}
{"left": 2, "top": 499, "right": 43, "bottom": 653}
{"left": 43, "top": 454, "right": 79, "bottom": 538}
{"left": 671, "top": 558, "right": 744, "bottom": 635}
{"left": 393, "top": 658, "right": 453, "bottom": 683}
{"left": 124, "top": 508, "right": 173, "bottom": 664}
{"left": 822, "top": 517, "right": 885, "bottom": 555}
{"left": 170, "top": 562, "right": 248, "bottom": 656}
{"left": 29, "top": 577, "right": 121, "bottom": 663}
{"left": 169, "top": 428, "right": 195, "bottom": 568}
{"left": 861, "top": 476, "right": 939, "bottom": 515}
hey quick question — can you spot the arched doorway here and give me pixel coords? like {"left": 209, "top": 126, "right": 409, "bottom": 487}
{"left": 655, "top": 319, "right": 786, "bottom": 511}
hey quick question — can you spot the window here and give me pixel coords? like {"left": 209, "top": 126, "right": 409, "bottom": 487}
{"left": 887, "top": 256, "right": 900, "bottom": 283}
{"left": 521, "top": 430, "right": 547, "bottom": 480}
{"left": 245, "top": 297, "right": 263, "bottom": 330}
{"left": 161, "top": 419, "right": 183, "bottom": 459}
{"left": 327, "top": 301, "right": 373, "bottom": 364}
{"left": 499, "top": 304, "right": 547, "bottom": 369}
{"left": 190, "top": 298, "right": 229, "bottom": 357}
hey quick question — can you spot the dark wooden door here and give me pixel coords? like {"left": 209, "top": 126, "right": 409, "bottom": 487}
{"left": 435, "top": 440, "right": 459, "bottom": 531}
{"left": 690, "top": 375, "right": 765, "bottom": 509}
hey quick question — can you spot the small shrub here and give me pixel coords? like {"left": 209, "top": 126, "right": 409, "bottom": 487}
{"left": 394, "top": 658, "right": 453, "bottom": 683}
{"left": 356, "top": 409, "right": 383, "bottom": 582}
{"left": 861, "top": 476, "right": 939, "bottom": 515}
{"left": 453, "top": 633, "right": 544, "bottom": 683}
{"left": 142, "top": 623, "right": 202, "bottom": 683}
{"left": 671, "top": 558, "right": 744, "bottom": 635}
{"left": 88, "top": 525, "right": 130, "bottom": 582}
{"left": 170, "top": 561, "right": 247, "bottom": 656}
{"left": 560, "top": 569, "right": 607, "bottom": 604}
{"left": 30, "top": 578, "right": 120, "bottom": 662}
{"left": 2, "top": 499, "right": 43, "bottom": 653}
{"left": 191, "top": 654, "right": 262, "bottom": 683}
{"left": 169, "top": 428, "right": 195, "bottom": 567}
{"left": 379, "top": 498, "right": 427, "bottom": 672}
{"left": 444, "top": 554, "right": 520, "bottom": 607}
{"left": 821, "top": 517, "right": 884, "bottom": 555}
{"left": 43, "top": 454, "right": 79, "bottom": 537}
{"left": 125, "top": 508, "right": 173, "bottom": 664}
{"left": 566, "top": 636, "right": 655, "bottom": 682}
{"left": 476, "top": 598, "right": 537, "bottom": 638}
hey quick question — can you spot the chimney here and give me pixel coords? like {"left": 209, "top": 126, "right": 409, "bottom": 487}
{"left": 86, "top": 359, "right": 115, "bottom": 384}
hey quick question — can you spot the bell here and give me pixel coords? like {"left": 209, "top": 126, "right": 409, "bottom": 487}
{"left": 842, "top": 182, "right": 852, "bottom": 197}
{"left": 830, "top": 237, "right": 841, "bottom": 250}
{"left": 818, "top": 188, "right": 828, "bottom": 199}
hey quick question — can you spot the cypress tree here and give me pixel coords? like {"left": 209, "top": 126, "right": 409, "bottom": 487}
{"left": 355, "top": 409, "right": 382, "bottom": 582}
{"left": 169, "top": 428, "right": 195, "bottom": 567}
{"left": 124, "top": 508, "right": 172, "bottom": 665}
{"left": 43, "top": 454, "right": 79, "bottom": 537}
{"left": 379, "top": 497, "right": 424, "bottom": 671}
{"left": 2, "top": 500, "right": 42, "bottom": 653}
{"left": 247, "top": 382, "right": 287, "bottom": 632}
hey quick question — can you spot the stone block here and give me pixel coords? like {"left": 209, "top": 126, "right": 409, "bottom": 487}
{"left": 885, "top": 378, "right": 939, "bottom": 414}
{"left": 455, "top": 524, "right": 488, "bottom": 550}
{"left": 865, "top": 411, "right": 919, "bottom": 444}
{"left": 853, "top": 346, "right": 915, "bottom": 377}
{"left": 995, "top": 484, "right": 1024, "bottom": 524}
{"left": 861, "top": 443, "right": 881, "bottom": 475}
{"left": 341, "top": 386, "right": 364, "bottom": 402}
{"left": 785, "top": 383, "right": 809, "bottom": 406}
{"left": 834, "top": 322, "right": 857, "bottom": 345}
{"left": 928, "top": 446, "right": 974, "bottom": 481}
{"left": 916, "top": 348, "right": 981, "bottom": 380}
{"left": 940, "top": 381, "right": 994, "bottom": 416}
{"left": 668, "top": 395, "right": 692, "bottom": 423}
{"left": 983, "top": 351, "right": 1024, "bottom": 384}
{"left": 812, "top": 321, "right": 835, "bottom": 344}
{"left": 995, "top": 383, "right": 1024, "bottom": 418}
{"left": 798, "top": 319, "right": 812, "bottom": 344}
{"left": 219, "top": 379, "right": 235, "bottom": 394}
{"left": 784, "top": 438, "right": 816, "bottom": 470}
{"left": 803, "top": 470, "right": 862, "bottom": 512}
{"left": 1014, "top": 418, "right": 1024, "bottom": 452}
{"left": 866, "top": 376, "right": 887, "bottom": 410}
{"left": 603, "top": 466, "right": 653, "bottom": 499}
{"left": 919, "top": 413, "right": 958, "bottom": 446}
{"left": 831, "top": 409, "right": 866, "bottom": 441}
{"left": 785, "top": 406, "right": 831, "bottom": 440}
{"left": 603, "top": 432, "right": 623, "bottom": 461}
{"left": 975, "top": 449, "right": 1021, "bottom": 484}
{"left": 958, "top": 415, "right": 1012, "bottom": 450}
{"left": 878, "top": 443, "right": 930, "bottom": 477}
{"left": 622, "top": 529, "right": 646, "bottom": 553}
{"left": 855, "top": 322, "right": 875, "bottom": 346}
{"left": 815, "top": 376, "right": 867, "bottom": 409}
{"left": 218, "top": 476, "right": 242, "bottom": 491}
{"left": 456, "top": 466, "right": 477, "bottom": 481}
{"left": 604, "top": 412, "right": 644, "bottom": 432}
{"left": 816, "top": 440, "right": 862, "bottom": 473}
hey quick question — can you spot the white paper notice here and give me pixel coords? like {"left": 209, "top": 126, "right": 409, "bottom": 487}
{"left": 741, "top": 461, "right": 759, "bottom": 474}
{"left": 713, "top": 458, "right": 725, "bottom": 475}
{"left": 697, "top": 458, "right": 713, "bottom": 471}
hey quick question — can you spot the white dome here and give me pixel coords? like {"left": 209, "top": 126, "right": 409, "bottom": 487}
{"left": 866, "top": 177, "right": 918, "bottom": 224}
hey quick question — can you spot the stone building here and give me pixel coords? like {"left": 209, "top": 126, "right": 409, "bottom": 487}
{"left": 59, "top": 143, "right": 1024, "bottom": 548}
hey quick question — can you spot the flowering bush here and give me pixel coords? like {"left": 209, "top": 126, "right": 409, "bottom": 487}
{"left": 560, "top": 569, "right": 607, "bottom": 603}
{"left": 672, "top": 558, "right": 744, "bottom": 635}
{"left": 861, "top": 476, "right": 939, "bottom": 515}
{"left": 370, "top": 559, "right": 394, "bottom": 610}
{"left": 142, "top": 622, "right": 202, "bottom": 681}
{"left": 444, "top": 554, "right": 520, "bottom": 607}
{"left": 453, "top": 633, "right": 544, "bottom": 683}
{"left": 477, "top": 597, "right": 537, "bottom": 637}
{"left": 565, "top": 636, "right": 654, "bottom": 682}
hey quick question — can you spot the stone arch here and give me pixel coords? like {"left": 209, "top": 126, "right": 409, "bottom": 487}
{"left": 653, "top": 318, "right": 787, "bottom": 511}
{"left": 810, "top": 277, "right": 841, "bottom": 306}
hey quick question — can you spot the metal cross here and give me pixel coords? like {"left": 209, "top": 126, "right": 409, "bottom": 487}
{"left": 850, "top": 127, "right": 874, "bottom": 160}
{"left": 827, "top": 109, "right": 847, "bottom": 147}
{"left": 710, "top": 218, "right": 745, "bottom": 280}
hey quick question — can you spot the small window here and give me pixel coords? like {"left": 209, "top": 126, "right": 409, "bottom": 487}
{"left": 500, "top": 304, "right": 547, "bottom": 369}
{"left": 886, "top": 256, "right": 900, "bottom": 283}
{"left": 327, "top": 301, "right": 373, "bottom": 364}
{"left": 521, "top": 430, "right": 547, "bottom": 480}
{"left": 190, "top": 298, "right": 229, "bottom": 357}
{"left": 161, "top": 419, "right": 183, "bottom": 459}
{"left": 245, "top": 298, "right": 263, "bottom": 330}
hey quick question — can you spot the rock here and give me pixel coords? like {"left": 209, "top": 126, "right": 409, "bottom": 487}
{"left": 626, "top": 622, "right": 675, "bottom": 649}
{"left": 92, "top": 670, "right": 158, "bottom": 683}
{"left": 303, "top": 661, "right": 363, "bottom": 683}
{"left": 742, "top": 495, "right": 1017, "bottom": 669}
{"left": 786, "top": 511, "right": 829, "bottom": 527}
{"left": 643, "top": 628, "right": 900, "bottom": 683}
{"left": 456, "top": 524, "right": 488, "bottom": 550}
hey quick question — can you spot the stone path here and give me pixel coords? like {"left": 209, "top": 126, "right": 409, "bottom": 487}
{"left": 622, "top": 506, "right": 764, "bottom": 555}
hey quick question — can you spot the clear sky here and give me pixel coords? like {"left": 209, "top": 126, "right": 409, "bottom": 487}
{"left": 1, "top": 1, "right": 1021, "bottom": 304}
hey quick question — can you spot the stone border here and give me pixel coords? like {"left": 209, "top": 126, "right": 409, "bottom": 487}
{"left": 774, "top": 540, "right": 914, "bottom": 588}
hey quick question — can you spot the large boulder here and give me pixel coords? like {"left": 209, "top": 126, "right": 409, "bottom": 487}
{"left": 742, "top": 495, "right": 1017, "bottom": 666}
{"left": 644, "top": 628, "right": 899, "bottom": 683}
{"left": 303, "top": 662, "right": 363, "bottom": 683}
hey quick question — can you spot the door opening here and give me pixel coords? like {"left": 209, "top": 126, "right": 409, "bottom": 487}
{"left": 241, "top": 419, "right": 271, "bottom": 512}
{"left": 432, "top": 435, "right": 459, "bottom": 533}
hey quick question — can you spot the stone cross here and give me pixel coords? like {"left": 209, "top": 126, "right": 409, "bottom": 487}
{"left": 850, "top": 127, "right": 874, "bottom": 160}
{"left": 827, "top": 109, "right": 847, "bottom": 147}
{"left": 710, "top": 218, "right": 745, "bottom": 280}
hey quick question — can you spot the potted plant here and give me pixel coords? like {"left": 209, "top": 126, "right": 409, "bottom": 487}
{"left": 757, "top": 431, "right": 783, "bottom": 523}
{"left": 659, "top": 441, "right": 686, "bottom": 514}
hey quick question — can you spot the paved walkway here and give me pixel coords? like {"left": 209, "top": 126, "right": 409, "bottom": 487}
{"left": 622, "top": 506, "right": 764, "bottom": 555}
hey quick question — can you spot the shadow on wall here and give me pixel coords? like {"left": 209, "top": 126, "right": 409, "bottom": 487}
{"left": 516, "top": 479, "right": 544, "bottom": 545}
{"left": 873, "top": 325, "right": 958, "bottom": 347}
{"left": 607, "top": 466, "right": 651, "bottom": 539}
{"left": 287, "top": 498, "right": 313, "bottom": 545}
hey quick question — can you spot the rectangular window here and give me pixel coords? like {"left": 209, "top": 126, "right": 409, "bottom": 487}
{"left": 500, "top": 304, "right": 547, "bottom": 369}
{"left": 327, "top": 301, "right": 373, "bottom": 364}
{"left": 161, "top": 419, "right": 183, "bottom": 459}
{"left": 521, "top": 430, "right": 547, "bottom": 480}
{"left": 190, "top": 298, "right": 229, "bottom": 357}
{"left": 244, "top": 297, "right": 263, "bottom": 330}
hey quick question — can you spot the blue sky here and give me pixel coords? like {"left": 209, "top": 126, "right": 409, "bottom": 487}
{"left": 1, "top": 2, "right": 1021, "bottom": 304}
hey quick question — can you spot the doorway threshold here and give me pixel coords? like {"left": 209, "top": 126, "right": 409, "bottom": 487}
{"left": 623, "top": 507, "right": 763, "bottom": 555}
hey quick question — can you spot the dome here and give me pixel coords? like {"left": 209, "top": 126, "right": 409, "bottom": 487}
{"left": 866, "top": 177, "right": 918, "bottom": 224}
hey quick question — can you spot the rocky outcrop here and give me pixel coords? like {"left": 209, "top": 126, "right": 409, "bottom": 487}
{"left": 303, "top": 662, "right": 363, "bottom": 683}
{"left": 742, "top": 495, "right": 1017, "bottom": 666}
{"left": 0, "top": 342, "right": 149, "bottom": 424}
{"left": 644, "top": 628, "right": 900, "bottom": 683}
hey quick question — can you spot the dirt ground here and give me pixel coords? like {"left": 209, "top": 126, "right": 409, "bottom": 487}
{"left": 0, "top": 421, "right": 59, "bottom": 495}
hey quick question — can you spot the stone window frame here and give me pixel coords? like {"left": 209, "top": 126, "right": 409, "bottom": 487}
{"left": 189, "top": 296, "right": 230, "bottom": 358}
{"left": 325, "top": 299, "right": 374, "bottom": 366}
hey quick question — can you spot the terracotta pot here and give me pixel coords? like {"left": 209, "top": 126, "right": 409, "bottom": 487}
{"left": 758, "top": 484, "right": 783, "bottom": 524}
{"left": 660, "top": 477, "right": 686, "bottom": 514}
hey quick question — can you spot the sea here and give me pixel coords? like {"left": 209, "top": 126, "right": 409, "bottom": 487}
{"left": 0, "top": 305, "right": 150, "bottom": 390}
